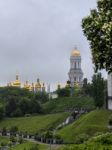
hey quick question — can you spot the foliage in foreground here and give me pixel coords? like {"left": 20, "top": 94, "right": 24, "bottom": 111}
{"left": 82, "top": 0, "right": 112, "bottom": 73}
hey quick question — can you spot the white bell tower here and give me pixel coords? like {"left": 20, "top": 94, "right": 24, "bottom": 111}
{"left": 68, "top": 48, "right": 83, "bottom": 87}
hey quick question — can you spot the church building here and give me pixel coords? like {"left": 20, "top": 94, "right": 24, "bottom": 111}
{"left": 7, "top": 74, "right": 46, "bottom": 93}
{"left": 68, "top": 48, "right": 83, "bottom": 87}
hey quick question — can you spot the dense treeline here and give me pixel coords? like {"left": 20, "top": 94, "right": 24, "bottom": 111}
{"left": 0, "top": 87, "right": 49, "bottom": 118}
{"left": 82, "top": 73, "right": 107, "bottom": 108}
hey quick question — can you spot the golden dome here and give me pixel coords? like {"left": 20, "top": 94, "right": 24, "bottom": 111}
{"left": 35, "top": 78, "right": 41, "bottom": 88}
{"left": 71, "top": 49, "right": 80, "bottom": 57}
{"left": 24, "top": 81, "right": 32, "bottom": 91}
{"left": 12, "top": 74, "right": 21, "bottom": 87}
{"left": 13, "top": 80, "right": 20, "bottom": 85}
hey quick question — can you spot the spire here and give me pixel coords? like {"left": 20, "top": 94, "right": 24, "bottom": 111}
{"left": 42, "top": 83, "right": 46, "bottom": 92}
{"left": 74, "top": 45, "right": 77, "bottom": 49}
{"left": 16, "top": 74, "right": 19, "bottom": 80}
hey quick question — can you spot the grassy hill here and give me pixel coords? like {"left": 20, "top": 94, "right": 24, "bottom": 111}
{"left": 0, "top": 112, "right": 69, "bottom": 134}
{"left": 43, "top": 96, "right": 95, "bottom": 113}
{"left": 57, "top": 110, "right": 112, "bottom": 142}
{"left": 0, "top": 136, "right": 9, "bottom": 146}
{"left": 11, "top": 142, "right": 48, "bottom": 150}
{"left": 60, "top": 133, "right": 112, "bottom": 150}
{"left": 0, "top": 136, "right": 49, "bottom": 150}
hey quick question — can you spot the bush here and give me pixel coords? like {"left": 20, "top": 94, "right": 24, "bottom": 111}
{"left": 10, "top": 126, "right": 18, "bottom": 133}
{"left": 75, "top": 134, "right": 89, "bottom": 144}
{"left": 12, "top": 108, "right": 23, "bottom": 117}
{"left": 10, "top": 136, "right": 17, "bottom": 143}
{"left": 1, "top": 142, "right": 7, "bottom": 147}
{"left": 57, "top": 88, "right": 71, "bottom": 97}
{"left": 8, "top": 141, "right": 13, "bottom": 147}
{"left": 93, "top": 133, "right": 112, "bottom": 145}
{"left": 42, "top": 131, "right": 53, "bottom": 139}
{"left": 18, "top": 137, "right": 24, "bottom": 144}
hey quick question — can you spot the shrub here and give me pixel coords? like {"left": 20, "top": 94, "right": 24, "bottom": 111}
{"left": 8, "top": 141, "right": 13, "bottom": 147}
{"left": 1, "top": 142, "right": 7, "bottom": 147}
{"left": 10, "top": 126, "right": 18, "bottom": 133}
{"left": 42, "top": 131, "right": 53, "bottom": 139}
{"left": 75, "top": 134, "right": 89, "bottom": 144}
{"left": 57, "top": 88, "right": 71, "bottom": 97}
{"left": 18, "top": 137, "right": 24, "bottom": 144}
{"left": 93, "top": 133, "right": 112, "bottom": 145}
{"left": 10, "top": 136, "right": 17, "bottom": 143}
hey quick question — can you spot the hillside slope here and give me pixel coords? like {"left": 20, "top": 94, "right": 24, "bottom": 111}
{"left": 43, "top": 96, "right": 95, "bottom": 113}
{"left": 0, "top": 112, "right": 69, "bottom": 134}
{"left": 60, "top": 133, "right": 112, "bottom": 150}
{"left": 58, "top": 110, "right": 112, "bottom": 142}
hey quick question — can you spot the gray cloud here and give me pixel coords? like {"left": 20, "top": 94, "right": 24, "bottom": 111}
{"left": 0, "top": 0, "right": 100, "bottom": 90}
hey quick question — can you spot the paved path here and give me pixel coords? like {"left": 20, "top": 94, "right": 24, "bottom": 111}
{"left": 25, "top": 138, "right": 62, "bottom": 150}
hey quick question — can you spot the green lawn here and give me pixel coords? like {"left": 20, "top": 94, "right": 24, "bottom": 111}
{"left": 58, "top": 110, "right": 112, "bottom": 142}
{"left": 43, "top": 96, "right": 95, "bottom": 113}
{"left": 11, "top": 142, "right": 48, "bottom": 150}
{"left": 0, "top": 112, "right": 69, "bottom": 134}
{"left": 0, "top": 136, "right": 9, "bottom": 146}
{"left": 0, "top": 136, "right": 48, "bottom": 150}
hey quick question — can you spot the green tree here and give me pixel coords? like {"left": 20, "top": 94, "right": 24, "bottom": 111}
{"left": 35, "top": 92, "right": 49, "bottom": 104}
{"left": 5, "top": 96, "right": 17, "bottom": 117}
{"left": 19, "top": 97, "right": 31, "bottom": 114}
{"left": 82, "top": 0, "right": 112, "bottom": 73}
{"left": 82, "top": 78, "right": 89, "bottom": 95}
{"left": 0, "top": 87, "right": 42, "bottom": 117}
{"left": 0, "top": 106, "right": 5, "bottom": 120}
{"left": 92, "top": 73, "right": 106, "bottom": 108}
{"left": 57, "top": 88, "right": 70, "bottom": 97}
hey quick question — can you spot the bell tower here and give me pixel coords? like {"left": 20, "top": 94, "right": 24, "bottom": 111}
{"left": 68, "top": 48, "right": 83, "bottom": 87}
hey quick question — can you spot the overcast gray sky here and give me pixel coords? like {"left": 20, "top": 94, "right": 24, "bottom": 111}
{"left": 0, "top": 0, "right": 103, "bottom": 90}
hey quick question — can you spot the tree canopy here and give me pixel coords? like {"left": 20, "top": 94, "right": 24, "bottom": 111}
{"left": 92, "top": 73, "right": 106, "bottom": 108}
{"left": 0, "top": 87, "right": 49, "bottom": 117}
{"left": 82, "top": 0, "right": 112, "bottom": 73}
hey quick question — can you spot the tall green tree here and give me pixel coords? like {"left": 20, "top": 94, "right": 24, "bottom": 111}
{"left": 82, "top": 0, "right": 112, "bottom": 73}
{"left": 0, "top": 106, "right": 5, "bottom": 120}
{"left": 92, "top": 73, "right": 106, "bottom": 108}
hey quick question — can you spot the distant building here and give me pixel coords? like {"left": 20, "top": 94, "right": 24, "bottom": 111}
{"left": 68, "top": 48, "right": 83, "bottom": 87}
{"left": 49, "top": 92, "right": 58, "bottom": 99}
{"left": 7, "top": 74, "right": 46, "bottom": 93}
{"left": 7, "top": 74, "right": 21, "bottom": 88}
